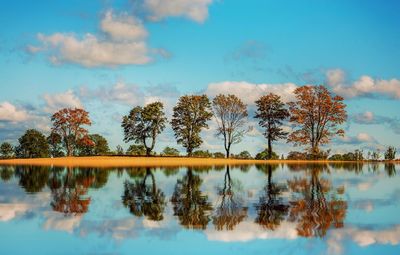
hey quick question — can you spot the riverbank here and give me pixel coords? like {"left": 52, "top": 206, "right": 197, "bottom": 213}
{"left": 0, "top": 156, "right": 397, "bottom": 168}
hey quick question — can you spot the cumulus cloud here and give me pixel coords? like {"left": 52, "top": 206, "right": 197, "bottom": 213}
{"left": 43, "top": 90, "right": 83, "bottom": 113}
{"left": 352, "top": 111, "right": 400, "bottom": 134}
{"left": 205, "top": 81, "right": 298, "bottom": 106}
{"left": 326, "top": 69, "right": 400, "bottom": 99}
{"left": 338, "top": 132, "right": 376, "bottom": 144}
{"left": 143, "top": 0, "right": 213, "bottom": 23}
{"left": 29, "top": 10, "right": 159, "bottom": 67}
{"left": 0, "top": 102, "right": 29, "bottom": 123}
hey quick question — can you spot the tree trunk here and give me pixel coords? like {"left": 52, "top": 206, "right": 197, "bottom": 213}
{"left": 146, "top": 147, "right": 152, "bottom": 157}
{"left": 226, "top": 147, "right": 230, "bottom": 158}
{"left": 268, "top": 137, "right": 272, "bottom": 160}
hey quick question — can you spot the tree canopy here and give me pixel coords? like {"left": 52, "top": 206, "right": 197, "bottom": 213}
{"left": 15, "top": 129, "right": 49, "bottom": 158}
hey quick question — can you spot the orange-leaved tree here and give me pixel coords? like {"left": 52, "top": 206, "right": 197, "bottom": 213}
{"left": 51, "top": 108, "right": 93, "bottom": 156}
{"left": 288, "top": 85, "right": 347, "bottom": 157}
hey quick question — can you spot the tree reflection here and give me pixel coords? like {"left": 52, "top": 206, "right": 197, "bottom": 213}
{"left": 384, "top": 163, "right": 396, "bottom": 177}
{"left": 254, "top": 164, "right": 289, "bottom": 230}
{"left": 15, "top": 166, "right": 49, "bottom": 193}
{"left": 48, "top": 167, "right": 92, "bottom": 215}
{"left": 171, "top": 167, "right": 212, "bottom": 229}
{"left": 0, "top": 166, "right": 14, "bottom": 182}
{"left": 287, "top": 165, "right": 347, "bottom": 237}
{"left": 122, "top": 167, "right": 166, "bottom": 221}
{"left": 213, "top": 165, "right": 247, "bottom": 231}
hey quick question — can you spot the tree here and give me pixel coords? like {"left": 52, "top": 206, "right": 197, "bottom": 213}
{"left": 51, "top": 108, "right": 93, "bottom": 156}
{"left": 385, "top": 146, "right": 396, "bottom": 160}
{"left": 115, "top": 145, "right": 124, "bottom": 155}
{"left": 161, "top": 146, "right": 180, "bottom": 157}
{"left": 288, "top": 85, "right": 347, "bottom": 157}
{"left": 15, "top": 129, "right": 49, "bottom": 158}
{"left": 126, "top": 144, "right": 146, "bottom": 156}
{"left": 371, "top": 150, "right": 381, "bottom": 161}
{"left": 236, "top": 151, "right": 252, "bottom": 159}
{"left": 212, "top": 94, "right": 248, "bottom": 158}
{"left": 171, "top": 95, "right": 213, "bottom": 156}
{"left": 77, "top": 134, "right": 110, "bottom": 156}
{"left": 213, "top": 152, "right": 225, "bottom": 158}
{"left": 255, "top": 93, "right": 289, "bottom": 159}
{"left": 192, "top": 150, "right": 212, "bottom": 158}
{"left": 47, "top": 132, "right": 65, "bottom": 157}
{"left": 122, "top": 102, "right": 167, "bottom": 157}
{"left": 255, "top": 148, "right": 279, "bottom": 160}
{"left": 0, "top": 142, "right": 14, "bottom": 158}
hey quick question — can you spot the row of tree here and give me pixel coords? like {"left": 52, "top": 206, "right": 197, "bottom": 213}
{"left": 0, "top": 84, "right": 397, "bottom": 160}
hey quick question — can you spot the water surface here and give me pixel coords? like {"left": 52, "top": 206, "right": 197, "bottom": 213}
{"left": 0, "top": 163, "right": 399, "bottom": 255}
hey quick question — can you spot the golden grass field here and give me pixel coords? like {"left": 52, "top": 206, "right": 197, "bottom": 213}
{"left": 0, "top": 156, "right": 393, "bottom": 168}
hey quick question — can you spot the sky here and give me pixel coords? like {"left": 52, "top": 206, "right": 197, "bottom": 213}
{"left": 0, "top": 0, "right": 400, "bottom": 156}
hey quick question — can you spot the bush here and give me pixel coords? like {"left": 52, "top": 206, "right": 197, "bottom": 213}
{"left": 213, "top": 152, "right": 225, "bottom": 158}
{"left": 233, "top": 151, "right": 253, "bottom": 159}
{"left": 255, "top": 149, "right": 279, "bottom": 160}
{"left": 126, "top": 144, "right": 146, "bottom": 156}
{"left": 329, "top": 154, "right": 343, "bottom": 161}
{"left": 287, "top": 151, "right": 307, "bottom": 160}
{"left": 192, "top": 150, "right": 212, "bottom": 158}
{"left": 161, "top": 147, "right": 180, "bottom": 157}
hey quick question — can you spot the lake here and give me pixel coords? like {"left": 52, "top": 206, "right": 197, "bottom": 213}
{"left": 0, "top": 163, "right": 399, "bottom": 255}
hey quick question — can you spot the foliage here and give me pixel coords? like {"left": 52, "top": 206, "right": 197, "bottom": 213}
{"left": 51, "top": 108, "right": 92, "bottom": 156}
{"left": 212, "top": 94, "right": 248, "bottom": 158}
{"left": 126, "top": 144, "right": 147, "bottom": 156}
{"left": 384, "top": 146, "right": 397, "bottom": 160}
{"left": 122, "top": 102, "right": 167, "bottom": 156}
{"left": 115, "top": 145, "right": 124, "bottom": 155}
{"left": 212, "top": 152, "right": 225, "bottom": 158}
{"left": 15, "top": 129, "right": 50, "bottom": 158}
{"left": 77, "top": 134, "right": 110, "bottom": 156}
{"left": 255, "top": 148, "right": 279, "bottom": 160}
{"left": 287, "top": 151, "right": 307, "bottom": 160}
{"left": 192, "top": 150, "right": 212, "bottom": 158}
{"left": 171, "top": 95, "right": 213, "bottom": 156}
{"left": 288, "top": 85, "right": 347, "bottom": 156}
{"left": 232, "top": 151, "right": 253, "bottom": 159}
{"left": 161, "top": 146, "right": 180, "bottom": 157}
{"left": 371, "top": 150, "right": 381, "bottom": 161}
{"left": 0, "top": 142, "right": 14, "bottom": 158}
{"left": 255, "top": 93, "right": 289, "bottom": 159}
{"left": 47, "top": 133, "right": 65, "bottom": 157}
{"left": 329, "top": 154, "right": 343, "bottom": 161}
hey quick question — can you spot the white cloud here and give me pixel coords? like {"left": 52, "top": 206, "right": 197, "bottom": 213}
{"left": 43, "top": 90, "right": 83, "bottom": 113}
{"left": 205, "top": 81, "right": 298, "bottom": 105}
{"left": 144, "top": 0, "right": 213, "bottom": 23}
{"left": 338, "top": 132, "right": 376, "bottom": 144}
{"left": 326, "top": 69, "right": 400, "bottom": 99}
{"left": 0, "top": 102, "right": 29, "bottom": 123}
{"left": 0, "top": 203, "right": 30, "bottom": 221}
{"left": 31, "top": 10, "right": 155, "bottom": 67}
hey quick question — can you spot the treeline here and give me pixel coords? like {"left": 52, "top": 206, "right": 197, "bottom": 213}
{"left": 0, "top": 84, "right": 398, "bottom": 160}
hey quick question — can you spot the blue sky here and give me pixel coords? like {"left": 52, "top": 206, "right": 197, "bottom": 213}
{"left": 0, "top": 0, "right": 400, "bottom": 156}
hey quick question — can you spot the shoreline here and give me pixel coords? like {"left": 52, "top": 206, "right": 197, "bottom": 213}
{"left": 0, "top": 156, "right": 398, "bottom": 168}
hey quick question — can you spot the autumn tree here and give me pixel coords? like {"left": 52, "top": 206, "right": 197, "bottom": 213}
{"left": 212, "top": 94, "right": 248, "bottom": 158}
{"left": 15, "top": 129, "right": 49, "bottom": 158}
{"left": 171, "top": 95, "right": 213, "bottom": 156}
{"left": 51, "top": 108, "right": 93, "bottom": 156}
{"left": 288, "top": 85, "right": 347, "bottom": 158}
{"left": 122, "top": 102, "right": 167, "bottom": 156}
{"left": 254, "top": 93, "right": 289, "bottom": 159}
{"left": 0, "top": 142, "right": 14, "bottom": 158}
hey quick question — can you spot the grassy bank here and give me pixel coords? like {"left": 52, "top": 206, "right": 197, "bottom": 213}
{"left": 1, "top": 156, "right": 397, "bottom": 168}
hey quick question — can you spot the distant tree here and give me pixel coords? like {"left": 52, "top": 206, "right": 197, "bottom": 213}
{"left": 354, "top": 149, "right": 364, "bottom": 161}
{"left": 77, "top": 134, "right": 110, "bottom": 156}
{"left": 288, "top": 85, "right": 347, "bottom": 158}
{"left": 122, "top": 102, "right": 167, "bottom": 157}
{"left": 371, "top": 150, "right": 381, "bottom": 161}
{"left": 212, "top": 94, "right": 248, "bottom": 158}
{"left": 161, "top": 146, "right": 180, "bottom": 157}
{"left": 116, "top": 145, "right": 124, "bottom": 155}
{"left": 0, "top": 142, "right": 14, "bottom": 158}
{"left": 384, "top": 146, "right": 396, "bottom": 160}
{"left": 47, "top": 133, "right": 65, "bottom": 157}
{"left": 234, "top": 151, "right": 252, "bottom": 159}
{"left": 15, "top": 129, "right": 49, "bottom": 158}
{"left": 286, "top": 151, "right": 307, "bottom": 160}
{"left": 51, "top": 108, "right": 93, "bottom": 156}
{"left": 126, "top": 144, "right": 146, "bottom": 156}
{"left": 213, "top": 152, "right": 225, "bottom": 158}
{"left": 255, "top": 93, "right": 289, "bottom": 160}
{"left": 192, "top": 150, "right": 212, "bottom": 158}
{"left": 255, "top": 148, "right": 279, "bottom": 160}
{"left": 329, "top": 154, "right": 343, "bottom": 161}
{"left": 171, "top": 95, "right": 213, "bottom": 156}
{"left": 342, "top": 152, "right": 356, "bottom": 161}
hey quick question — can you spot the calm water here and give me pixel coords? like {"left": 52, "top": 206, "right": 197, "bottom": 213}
{"left": 0, "top": 163, "right": 399, "bottom": 255}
